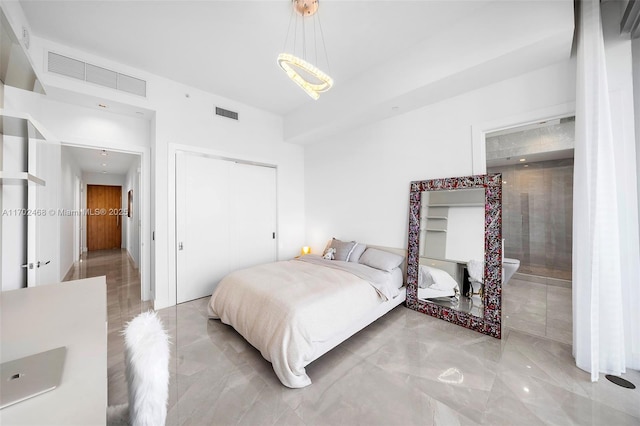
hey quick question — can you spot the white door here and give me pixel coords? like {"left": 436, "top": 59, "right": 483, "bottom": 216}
{"left": 27, "top": 138, "right": 60, "bottom": 286}
{"left": 176, "top": 153, "right": 277, "bottom": 303}
{"left": 230, "top": 162, "right": 277, "bottom": 270}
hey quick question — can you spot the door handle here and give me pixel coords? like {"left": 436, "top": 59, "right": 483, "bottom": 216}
{"left": 178, "top": 242, "right": 184, "bottom": 251}
{"left": 20, "top": 263, "right": 34, "bottom": 269}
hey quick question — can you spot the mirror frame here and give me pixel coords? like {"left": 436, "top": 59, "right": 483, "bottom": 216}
{"left": 406, "top": 173, "right": 503, "bottom": 338}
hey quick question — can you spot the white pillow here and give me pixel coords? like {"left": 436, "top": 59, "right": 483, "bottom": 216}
{"left": 348, "top": 243, "right": 367, "bottom": 263}
{"left": 418, "top": 265, "right": 435, "bottom": 288}
{"left": 359, "top": 248, "right": 404, "bottom": 272}
{"left": 418, "top": 265, "right": 458, "bottom": 291}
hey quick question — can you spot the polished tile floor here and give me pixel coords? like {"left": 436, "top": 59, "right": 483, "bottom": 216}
{"left": 503, "top": 278, "right": 572, "bottom": 345}
{"left": 69, "top": 250, "right": 640, "bottom": 425}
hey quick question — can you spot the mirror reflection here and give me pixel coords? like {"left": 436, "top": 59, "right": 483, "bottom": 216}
{"left": 407, "top": 173, "right": 502, "bottom": 338}
{"left": 418, "top": 188, "right": 485, "bottom": 317}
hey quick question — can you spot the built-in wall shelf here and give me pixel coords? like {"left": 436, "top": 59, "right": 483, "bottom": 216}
{"left": 428, "top": 203, "right": 484, "bottom": 207}
{"left": 426, "top": 216, "right": 448, "bottom": 220}
{"left": 426, "top": 228, "right": 447, "bottom": 233}
{"left": 0, "top": 172, "right": 46, "bottom": 186}
{"left": 0, "top": 110, "right": 49, "bottom": 140}
{"left": 1, "top": 110, "right": 51, "bottom": 186}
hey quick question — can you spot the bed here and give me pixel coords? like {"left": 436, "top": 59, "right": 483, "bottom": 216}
{"left": 207, "top": 242, "right": 406, "bottom": 388}
{"left": 417, "top": 258, "right": 461, "bottom": 300}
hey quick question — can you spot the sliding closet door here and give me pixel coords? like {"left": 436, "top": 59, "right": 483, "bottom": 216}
{"left": 176, "top": 153, "right": 277, "bottom": 303}
{"left": 230, "top": 162, "right": 277, "bottom": 270}
{"left": 176, "top": 153, "right": 231, "bottom": 303}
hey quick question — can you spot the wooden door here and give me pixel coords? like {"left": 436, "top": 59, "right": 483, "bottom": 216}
{"left": 87, "top": 185, "right": 122, "bottom": 251}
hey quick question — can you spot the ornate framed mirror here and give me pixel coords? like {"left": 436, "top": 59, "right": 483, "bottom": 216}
{"left": 406, "top": 173, "right": 503, "bottom": 338}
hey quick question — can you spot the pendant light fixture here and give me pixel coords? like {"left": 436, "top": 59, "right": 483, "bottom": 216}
{"left": 277, "top": 0, "right": 333, "bottom": 100}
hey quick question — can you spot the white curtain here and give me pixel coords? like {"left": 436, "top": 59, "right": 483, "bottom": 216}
{"left": 574, "top": 0, "right": 640, "bottom": 381}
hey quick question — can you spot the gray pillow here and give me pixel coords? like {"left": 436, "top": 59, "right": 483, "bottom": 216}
{"left": 359, "top": 248, "right": 404, "bottom": 272}
{"left": 348, "top": 243, "right": 367, "bottom": 263}
{"left": 325, "top": 238, "right": 356, "bottom": 261}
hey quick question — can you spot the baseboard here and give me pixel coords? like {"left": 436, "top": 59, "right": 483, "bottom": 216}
{"left": 126, "top": 250, "right": 139, "bottom": 269}
{"left": 62, "top": 263, "right": 75, "bottom": 282}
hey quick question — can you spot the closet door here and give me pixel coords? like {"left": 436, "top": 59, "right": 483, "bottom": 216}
{"left": 176, "top": 153, "right": 231, "bottom": 303}
{"left": 230, "top": 162, "right": 277, "bottom": 270}
{"left": 176, "top": 153, "right": 277, "bottom": 304}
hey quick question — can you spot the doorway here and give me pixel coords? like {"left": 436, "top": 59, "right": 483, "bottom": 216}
{"left": 485, "top": 116, "right": 574, "bottom": 344}
{"left": 87, "top": 185, "right": 122, "bottom": 251}
{"left": 486, "top": 117, "right": 574, "bottom": 282}
{"left": 60, "top": 144, "right": 149, "bottom": 301}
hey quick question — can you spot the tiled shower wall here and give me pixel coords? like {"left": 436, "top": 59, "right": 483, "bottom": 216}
{"left": 488, "top": 159, "right": 573, "bottom": 280}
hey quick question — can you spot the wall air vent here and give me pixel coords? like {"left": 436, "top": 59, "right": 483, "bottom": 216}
{"left": 215, "top": 107, "right": 238, "bottom": 120}
{"left": 47, "top": 51, "right": 147, "bottom": 97}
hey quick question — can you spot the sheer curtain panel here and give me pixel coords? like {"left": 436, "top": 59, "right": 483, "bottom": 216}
{"left": 573, "top": 0, "right": 640, "bottom": 381}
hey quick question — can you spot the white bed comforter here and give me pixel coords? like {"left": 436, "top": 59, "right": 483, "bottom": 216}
{"left": 208, "top": 255, "right": 399, "bottom": 388}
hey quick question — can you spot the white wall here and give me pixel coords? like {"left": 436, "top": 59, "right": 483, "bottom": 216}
{"left": 446, "top": 206, "right": 485, "bottom": 262}
{"left": 123, "top": 158, "right": 140, "bottom": 267}
{"left": 59, "top": 146, "right": 82, "bottom": 279}
{"left": 3, "top": 89, "right": 151, "bottom": 150}
{"left": 304, "top": 59, "right": 576, "bottom": 254}
{"left": 3, "top": 23, "right": 306, "bottom": 308}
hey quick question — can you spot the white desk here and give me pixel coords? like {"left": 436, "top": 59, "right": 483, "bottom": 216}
{"left": 0, "top": 277, "right": 107, "bottom": 425}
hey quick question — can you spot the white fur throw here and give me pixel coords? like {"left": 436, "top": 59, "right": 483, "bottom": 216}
{"left": 124, "top": 311, "right": 170, "bottom": 426}
{"left": 467, "top": 259, "right": 484, "bottom": 283}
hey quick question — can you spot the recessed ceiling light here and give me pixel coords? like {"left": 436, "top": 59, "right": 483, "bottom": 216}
{"left": 392, "top": 106, "right": 400, "bottom": 111}
{"left": 102, "top": 170, "right": 107, "bottom": 174}
{"left": 98, "top": 103, "right": 107, "bottom": 108}
{"left": 100, "top": 150, "right": 108, "bottom": 156}
{"left": 101, "top": 163, "right": 107, "bottom": 167}
{"left": 519, "top": 158, "right": 526, "bottom": 162}
{"left": 524, "top": 164, "right": 529, "bottom": 168}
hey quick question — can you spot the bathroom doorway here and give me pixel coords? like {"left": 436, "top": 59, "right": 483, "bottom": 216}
{"left": 488, "top": 160, "right": 573, "bottom": 282}
{"left": 486, "top": 116, "right": 574, "bottom": 344}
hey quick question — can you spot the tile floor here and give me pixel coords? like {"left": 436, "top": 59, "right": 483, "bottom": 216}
{"left": 503, "top": 277, "right": 573, "bottom": 345}
{"left": 68, "top": 250, "right": 640, "bottom": 425}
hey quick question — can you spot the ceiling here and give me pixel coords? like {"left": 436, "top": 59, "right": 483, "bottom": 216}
{"left": 21, "top": 1, "right": 488, "bottom": 115}
{"left": 64, "top": 145, "right": 139, "bottom": 176}
{"left": 19, "top": 1, "right": 575, "bottom": 143}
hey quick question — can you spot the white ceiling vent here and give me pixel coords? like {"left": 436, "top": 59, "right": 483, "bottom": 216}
{"left": 47, "top": 51, "right": 147, "bottom": 97}
{"left": 86, "top": 63, "right": 117, "bottom": 89}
